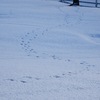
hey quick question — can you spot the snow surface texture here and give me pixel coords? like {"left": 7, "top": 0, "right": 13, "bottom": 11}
{"left": 0, "top": 0, "right": 100, "bottom": 100}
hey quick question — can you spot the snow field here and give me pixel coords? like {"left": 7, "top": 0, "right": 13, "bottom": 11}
{"left": 0, "top": 0, "right": 100, "bottom": 100}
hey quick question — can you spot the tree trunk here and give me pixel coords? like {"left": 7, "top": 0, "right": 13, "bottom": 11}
{"left": 73, "top": 0, "right": 79, "bottom": 5}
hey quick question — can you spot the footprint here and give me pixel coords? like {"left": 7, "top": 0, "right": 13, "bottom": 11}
{"left": 27, "top": 41, "right": 30, "bottom": 44}
{"left": 30, "top": 49, "right": 33, "bottom": 51}
{"left": 23, "top": 76, "right": 32, "bottom": 79}
{"left": 36, "top": 56, "right": 39, "bottom": 58}
{"left": 20, "top": 43, "right": 23, "bottom": 45}
{"left": 52, "top": 55, "right": 56, "bottom": 59}
{"left": 68, "top": 72, "right": 72, "bottom": 76}
{"left": 62, "top": 73, "right": 66, "bottom": 76}
{"left": 35, "top": 78, "right": 41, "bottom": 80}
{"left": 53, "top": 75, "right": 61, "bottom": 78}
{"left": 68, "top": 59, "right": 70, "bottom": 62}
{"left": 7, "top": 79, "right": 15, "bottom": 81}
{"left": 22, "top": 40, "right": 24, "bottom": 43}
{"left": 20, "top": 80, "right": 27, "bottom": 83}
{"left": 27, "top": 32, "right": 30, "bottom": 35}
{"left": 80, "top": 61, "right": 87, "bottom": 65}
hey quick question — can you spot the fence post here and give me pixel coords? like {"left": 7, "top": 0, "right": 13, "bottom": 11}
{"left": 95, "top": 0, "right": 98, "bottom": 7}
{"left": 59, "top": 0, "right": 65, "bottom": 2}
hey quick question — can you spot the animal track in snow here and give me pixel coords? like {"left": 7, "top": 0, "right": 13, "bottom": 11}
{"left": 20, "top": 31, "right": 39, "bottom": 57}
{"left": 7, "top": 79, "right": 15, "bottom": 82}
{"left": 20, "top": 80, "right": 27, "bottom": 83}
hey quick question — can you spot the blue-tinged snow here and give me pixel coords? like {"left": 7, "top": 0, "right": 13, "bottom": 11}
{"left": 0, "top": 0, "right": 100, "bottom": 100}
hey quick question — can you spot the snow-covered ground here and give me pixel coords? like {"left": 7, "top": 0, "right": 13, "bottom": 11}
{"left": 0, "top": 0, "right": 100, "bottom": 99}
